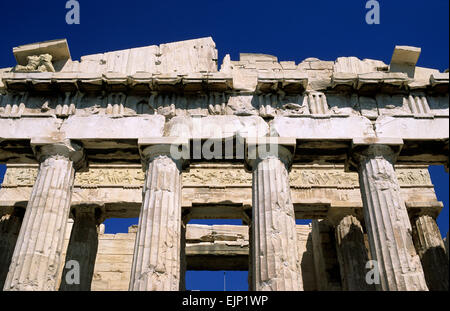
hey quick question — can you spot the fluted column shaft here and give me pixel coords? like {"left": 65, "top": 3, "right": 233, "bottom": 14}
{"left": 411, "top": 214, "right": 448, "bottom": 291}
{"left": 3, "top": 141, "right": 84, "bottom": 291}
{"left": 179, "top": 221, "right": 187, "bottom": 291}
{"left": 334, "top": 215, "right": 374, "bottom": 291}
{"left": 355, "top": 145, "right": 428, "bottom": 291}
{"left": 0, "top": 209, "right": 25, "bottom": 289}
{"left": 129, "top": 145, "right": 184, "bottom": 291}
{"left": 59, "top": 206, "right": 102, "bottom": 291}
{"left": 3, "top": 141, "right": 85, "bottom": 291}
{"left": 249, "top": 144, "right": 303, "bottom": 291}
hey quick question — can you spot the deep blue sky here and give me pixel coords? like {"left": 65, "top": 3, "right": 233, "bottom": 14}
{"left": 0, "top": 1, "right": 448, "bottom": 71}
{"left": 0, "top": 0, "right": 448, "bottom": 291}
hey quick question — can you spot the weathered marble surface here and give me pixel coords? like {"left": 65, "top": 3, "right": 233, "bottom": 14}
{"left": 129, "top": 146, "right": 184, "bottom": 291}
{"left": 0, "top": 37, "right": 448, "bottom": 292}
{"left": 1, "top": 39, "right": 448, "bottom": 172}
{"left": 0, "top": 38, "right": 448, "bottom": 121}
{"left": 1, "top": 163, "right": 434, "bottom": 188}
{"left": 355, "top": 145, "right": 428, "bottom": 291}
{"left": 14, "top": 54, "right": 55, "bottom": 73}
{"left": 3, "top": 142, "right": 83, "bottom": 291}
{"left": 248, "top": 145, "right": 303, "bottom": 291}
{"left": 411, "top": 215, "right": 449, "bottom": 291}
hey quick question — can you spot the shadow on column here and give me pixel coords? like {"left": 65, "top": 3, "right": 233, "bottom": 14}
{"left": 301, "top": 234, "right": 317, "bottom": 291}
{"left": 311, "top": 220, "right": 342, "bottom": 291}
{"left": 0, "top": 207, "right": 25, "bottom": 290}
{"left": 337, "top": 219, "right": 375, "bottom": 291}
{"left": 411, "top": 214, "right": 449, "bottom": 291}
{"left": 421, "top": 246, "right": 449, "bottom": 291}
{"left": 59, "top": 206, "right": 101, "bottom": 291}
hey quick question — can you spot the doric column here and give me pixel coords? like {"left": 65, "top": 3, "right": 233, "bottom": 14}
{"left": 179, "top": 220, "right": 187, "bottom": 291}
{"left": 59, "top": 205, "right": 104, "bottom": 291}
{"left": 352, "top": 144, "right": 428, "bottom": 291}
{"left": 411, "top": 214, "right": 448, "bottom": 291}
{"left": 129, "top": 141, "right": 188, "bottom": 291}
{"left": 246, "top": 138, "right": 303, "bottom": 291}
{"left": 311, "top": 219, "right": 341, "bottom": 291}
{"left": 0, "top": 208, "right": 25, "bottom": 289}
{"left": 330, "top": 214, "right": 374, "bottom": 291}
{"left": 3, "top": 140, "right": 86, "bottom": 291}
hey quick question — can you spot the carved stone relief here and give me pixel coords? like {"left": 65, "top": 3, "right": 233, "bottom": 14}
{"left": 14, "top": 54, "right": 55, "bottom": 73}
{"left": 1, "top": 165, "right": 433, "bottom": 188}
{"left": 76, "top": 168, "right": 145, "bottom": 186}
{"left": 0, "top": 89, "right": 447, "bottom": 118}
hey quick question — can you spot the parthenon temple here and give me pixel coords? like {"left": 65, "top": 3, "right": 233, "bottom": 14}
{"left": 0, "top": 38, "right": 448, "bottom": 291}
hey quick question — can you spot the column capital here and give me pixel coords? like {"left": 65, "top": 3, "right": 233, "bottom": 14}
{"left": 30, "top": 138, "right": 87, "bottom": 171}
{"left": 407, "top": 201, "right": 443, "bottom": 221}
{"left": 70, "top": 203, "right": 106, "bottom": 226}
{"left": 138, "top": 137, "right": 190, "bottom": 171}
{"left": 327, "top": 208, "right": 364, "bottom": 227}
{"left": 346, "top": 137, "right": 403, "bottom": 172}
{"left": 245, "top": 137, "right": 296, "bottom": 171}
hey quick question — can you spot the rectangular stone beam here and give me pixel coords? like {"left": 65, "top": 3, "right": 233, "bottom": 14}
{"left": 1, "top": 163, "right": 442, "bottom": 220}
{"left": 1, "top": 114, "right": 448, "bottom": 166}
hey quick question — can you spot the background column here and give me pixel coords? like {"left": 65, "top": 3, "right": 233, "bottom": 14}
{"left": 59, "top": 205, "right": 104, "bottom": 291}
{"left": 331, "top": 214, "right": 374, "bottom": 291}
{"left": 411, "top": 214, "right": 448, "bottom": 291}
{"left": 0, "top": 208, "right": 25, "bottom": 289}
{"left": 311, "top": 219, "right": 341, "bottom": 291}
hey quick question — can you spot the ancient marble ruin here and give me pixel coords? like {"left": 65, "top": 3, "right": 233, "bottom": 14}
{"left": 0, "top": 38, "right": 448, "bottom": 291}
